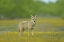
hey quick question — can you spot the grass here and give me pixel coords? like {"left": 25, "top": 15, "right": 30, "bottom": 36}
{"left": 0, "top": 32, "right": 64, "bottom": 42}
{"left": 0, "top": 17, "right": 64, "bottom": 42}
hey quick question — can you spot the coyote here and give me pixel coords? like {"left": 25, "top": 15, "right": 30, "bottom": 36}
{"left": 18, "top": 15, "right": 37, "bottom": 36}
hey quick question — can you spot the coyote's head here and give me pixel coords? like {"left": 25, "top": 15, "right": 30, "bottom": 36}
{"left": 31, "top": 15, "right": 37, "bottom": 24}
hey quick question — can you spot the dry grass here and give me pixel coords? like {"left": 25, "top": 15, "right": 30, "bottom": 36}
{"left": 0, "top": 32, "right": 64, "bottom": 42}
{"left": 0, "top": 18, "right": 64, "bottom": 42}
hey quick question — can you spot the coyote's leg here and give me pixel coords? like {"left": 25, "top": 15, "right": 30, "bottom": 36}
{"left": 21, "top": 28, "right": 25, "bottom": 36}
{"left": 31, "top": 28, "right": 33, "bottom": 35}
{"left": 28, "top": 28, "right": 30, "bottom": 36}
{"left": 32, "top": 30, "right": 33, "bottom": 35}
{"left": 19, "top": 28, "right": 23, "bottom": 36}
{"left": 18, "top": 28, "right": 21, "bottom": 36}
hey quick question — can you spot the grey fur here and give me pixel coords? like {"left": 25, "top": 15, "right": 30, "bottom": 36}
{"left": 18, "top": 15, "right": 37, "bottom": 36}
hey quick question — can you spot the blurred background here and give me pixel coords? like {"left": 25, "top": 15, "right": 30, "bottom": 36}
{"left": 0, "top": 0, "right": 64, "bottom": 19}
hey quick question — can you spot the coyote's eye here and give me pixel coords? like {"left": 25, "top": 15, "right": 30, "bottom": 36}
{"left": 33, "top": 19, "right": 34, "bottom": 20}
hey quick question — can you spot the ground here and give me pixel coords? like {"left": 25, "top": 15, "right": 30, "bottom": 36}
{"left": 0, "top": 17, "right": 64, "bottom": 42}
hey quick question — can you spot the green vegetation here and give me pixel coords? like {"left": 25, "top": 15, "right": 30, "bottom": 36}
{"left": 0, "top": 0, "right": 64, "bottom": 19}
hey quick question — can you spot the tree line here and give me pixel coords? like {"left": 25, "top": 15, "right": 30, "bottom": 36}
{"left": 0, "top": 0, "right": 64, "bottom": 19}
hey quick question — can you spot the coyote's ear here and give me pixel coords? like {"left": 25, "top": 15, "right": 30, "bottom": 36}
{"left": 31, "top": 15, "right": 33, "bottom": 18}
{"left": 35, "top": 15, "right": 37, "bottom": 18}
